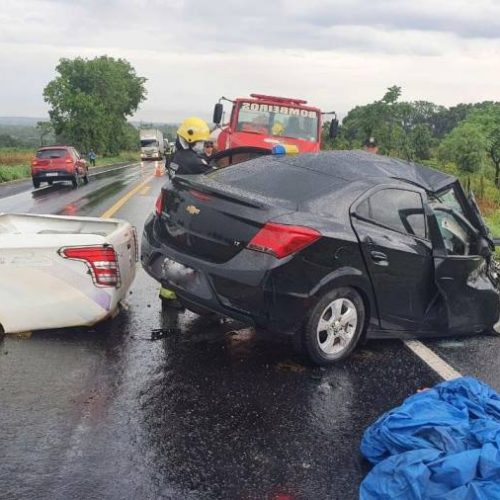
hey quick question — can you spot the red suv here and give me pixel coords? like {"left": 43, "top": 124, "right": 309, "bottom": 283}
{"left": 31, "top": 146, "right": 89, "bottom": 189}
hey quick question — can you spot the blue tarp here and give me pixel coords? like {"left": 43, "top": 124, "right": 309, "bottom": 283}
{"left": 360, "top": 377, "right": 500, "bottom": 499}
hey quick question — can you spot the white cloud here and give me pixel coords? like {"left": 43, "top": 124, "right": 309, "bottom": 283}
{"left": 0, "top": 0, "right": 499, "bottom": 122}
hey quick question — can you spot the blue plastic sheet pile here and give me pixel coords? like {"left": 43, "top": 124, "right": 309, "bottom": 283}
{"left": 360, "top": 377, "right": 500, "bottom": 499}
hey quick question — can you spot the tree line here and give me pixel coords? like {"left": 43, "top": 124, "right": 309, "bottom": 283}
{"left": 322, "top": 85, "right": 500, "bottom": 187}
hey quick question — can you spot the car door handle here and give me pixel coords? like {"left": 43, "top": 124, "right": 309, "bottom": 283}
{"left": 369, "top": 250, "right": 388, "bottom": 263}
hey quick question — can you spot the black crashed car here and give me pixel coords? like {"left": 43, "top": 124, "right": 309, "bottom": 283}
{"left": 141, "top": 150, "right": 500, "bottom": 365}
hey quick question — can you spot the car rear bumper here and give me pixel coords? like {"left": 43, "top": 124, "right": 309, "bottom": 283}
{"left": 32, "top": 170, "right": 74, "bottom": 181}
{"left": 141, "top": 214, "right": 312, "bottom": 334}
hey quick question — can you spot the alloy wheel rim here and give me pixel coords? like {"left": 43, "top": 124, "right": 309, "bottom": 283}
{"left": 316, "top": 298, "right": 358, "bottom": 355}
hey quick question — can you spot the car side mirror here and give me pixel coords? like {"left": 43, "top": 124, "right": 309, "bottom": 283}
{"left": 213, "top": 103, "right": 223, "bottom": 125}
{"left": 329, "top": 119, "right": 339, "bottom": 140}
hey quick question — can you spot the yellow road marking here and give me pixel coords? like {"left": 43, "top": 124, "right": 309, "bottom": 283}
{"left": 139, "top": 185, "right": 151, "bottom": 196}
{"left": 101, "top": 174, "right": 154, "bottom": 219}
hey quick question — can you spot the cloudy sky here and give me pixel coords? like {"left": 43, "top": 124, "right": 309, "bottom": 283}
{"left": 1, "top": 0, "right": 499, "bottom": 122}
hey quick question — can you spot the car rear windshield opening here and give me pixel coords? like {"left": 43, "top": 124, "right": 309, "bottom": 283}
{"left": 36, "top": 149, "right": 68, "bottom": 159}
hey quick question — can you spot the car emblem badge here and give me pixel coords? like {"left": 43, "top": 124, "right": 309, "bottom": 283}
{"left": 186, "top": 205, "right": 200, "bottom": 215}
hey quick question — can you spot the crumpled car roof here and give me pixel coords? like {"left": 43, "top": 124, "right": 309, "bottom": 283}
{"left": 272, "top": 150, "right": 456, "bottom": 193}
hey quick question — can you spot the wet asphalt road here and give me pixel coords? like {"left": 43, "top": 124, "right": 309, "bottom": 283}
{"left": 1, "top": 164, "right": 499, "bottom": 499}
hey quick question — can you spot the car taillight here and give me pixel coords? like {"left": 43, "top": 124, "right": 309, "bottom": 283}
{"left": 247, "top": 222, "right": 321, "bottom": 259}
{"left": 155, "top": 192, "right": 164, "bottom": 215}
{"left": 65, "top": 158, "right": 73, "bottom": 164}
{"left": 59, "top": 245, "right": 121, "bottom": 287}
{"left": 31, "top": 159, "right": 38, "bottom": 166}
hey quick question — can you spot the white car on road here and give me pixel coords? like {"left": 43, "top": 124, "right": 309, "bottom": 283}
{"left": 0, "top": 213, "right": 137, "bottom": 334}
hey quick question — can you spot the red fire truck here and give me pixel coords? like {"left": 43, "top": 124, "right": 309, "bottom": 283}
{"left": 212, "top": 93, "right": 338, "bottom": 153}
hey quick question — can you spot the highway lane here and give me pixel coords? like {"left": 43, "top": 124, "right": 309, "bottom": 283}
{"left": 1, "top": 164, "right": 499, "bottom": 499}
{"left": 0, "top": 162, "right": 149, "bottom": 215}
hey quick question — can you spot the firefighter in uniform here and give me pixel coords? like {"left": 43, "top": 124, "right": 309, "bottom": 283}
{"left": 167, "top": 117, "right": 212, "bottom": 178}
{"left": 161, "top": 117, "right": 212, "bottom": 308}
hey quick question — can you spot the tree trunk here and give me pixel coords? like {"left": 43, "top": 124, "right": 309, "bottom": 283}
{"left": 495, "top": 161, "right": 500, "bottom": 188}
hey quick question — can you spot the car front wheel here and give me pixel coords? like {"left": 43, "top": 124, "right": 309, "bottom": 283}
{"left": 301, "top": 287, "right": 365, "bottom": 365}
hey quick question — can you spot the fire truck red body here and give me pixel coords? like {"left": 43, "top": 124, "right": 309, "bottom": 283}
{"left": 212, "top": 93, "right": 332, "bottom": 153}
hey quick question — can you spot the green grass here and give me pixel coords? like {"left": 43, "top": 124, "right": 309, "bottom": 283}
{"left": 94, "top": 151, "right": 139, "bottom": 167}
{"left": 0, "top": 165, "right": 31, "bottom": 182}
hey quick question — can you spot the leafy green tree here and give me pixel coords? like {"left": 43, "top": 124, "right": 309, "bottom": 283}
{"left": 382, "top": 85, "right": 402, "bottom": 105}
{"left": 466, "top": 105, "right": 500, "bottom": 185}
{"left": 43, "top": 56, "right": 147, "bottom": 154}
{"left": 120, "top": 123, "right": 140, "bottom": 151}
{"left": 438, "top": 122, "right": 487, "bottom": 173}
{"left": 410, "top": 124, "right": 434, "bottom": 161}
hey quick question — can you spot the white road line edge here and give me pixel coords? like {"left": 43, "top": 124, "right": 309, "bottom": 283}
{"left": 404, "top": 340, "right": 463, "bottom": 381}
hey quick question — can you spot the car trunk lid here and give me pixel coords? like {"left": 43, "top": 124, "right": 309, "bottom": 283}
{"left": 158, "top": 176, "right": 295, "bottom": 263}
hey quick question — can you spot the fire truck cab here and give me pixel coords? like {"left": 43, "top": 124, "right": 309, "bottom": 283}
{"left": 212, "top": 93, "right": 337, "bottom": 153}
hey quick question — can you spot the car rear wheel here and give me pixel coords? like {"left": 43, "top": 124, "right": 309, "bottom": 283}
{"left": 300, "top": 287, "right": 365, "bottom": 365}
{"left": 32, "top": 178, "right": 40, "bottom": 189}
{"left": 47, "top": 180, "right": 53, "bottom": 185}
{"left": 71, "top": 175, "right": 78, "bottom": 188}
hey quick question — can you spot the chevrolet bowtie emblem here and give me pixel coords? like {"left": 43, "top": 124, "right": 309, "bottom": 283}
{"left": 186, "top": 205, "right": 200, "bottom": 215}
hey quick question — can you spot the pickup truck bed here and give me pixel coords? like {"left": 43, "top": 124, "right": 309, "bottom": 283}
{"left": 0, "top": 213, "right": 137, "bottom": 334}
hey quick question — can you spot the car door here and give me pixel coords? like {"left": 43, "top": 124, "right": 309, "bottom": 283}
{"left": 430, "top": 205, "right": 500, "bottom": 334}
{"left": 351, "top": 186, "right": 436, "bottom": 332}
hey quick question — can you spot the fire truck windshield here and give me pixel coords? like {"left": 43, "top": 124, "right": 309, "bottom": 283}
{"left": 236, "top": 102, "right": 319, "bottom": 142}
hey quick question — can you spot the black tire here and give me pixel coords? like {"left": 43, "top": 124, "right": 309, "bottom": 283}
{"left": 32, "top": 178, "right": 40, "bottom": 189}
{"left": 47, "top": 180, "right": 53, "bottom": 186}
{"left": 300, "top": 287, "right": 365, "bottom": 365}
{"left": 71, "top": 175, "right": 78, "bottom": 188}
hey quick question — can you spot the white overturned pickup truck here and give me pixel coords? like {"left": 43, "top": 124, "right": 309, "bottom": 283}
{"left": 0, "top": 213, "right": 137, "bottom": 334}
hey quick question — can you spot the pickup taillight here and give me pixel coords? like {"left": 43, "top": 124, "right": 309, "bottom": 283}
{"left": 59, "top": 245, "right": 121, "bottom": 287}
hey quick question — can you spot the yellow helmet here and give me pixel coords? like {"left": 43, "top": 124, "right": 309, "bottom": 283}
{"left": 272, "top": 121, "right": 284, "bottom": 136}
{"left": 177, "top": 117, "right": 210, "bottom": 144}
